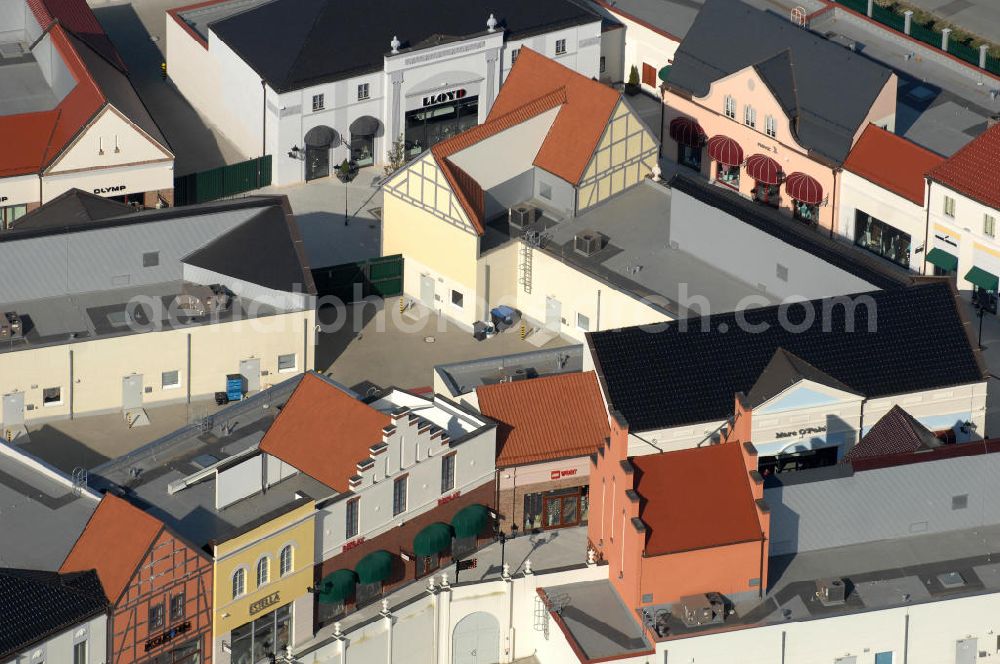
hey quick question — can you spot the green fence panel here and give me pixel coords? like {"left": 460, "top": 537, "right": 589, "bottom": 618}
{"left": 908, "top": 22, "right": 940, "bottom": 48}
{"left": 312, "top": 255, "right": 404, "bottom": 302}
{"left": 173, "top": 156, "right": 273, "bottom": 206}
{"left": 836, "top": 0, "right": 867, "bottom": 14}
{"left": 948, "top": 40, "right": 981, "bottom": 66}
{"left": 871, "top": 5, "right": 904, "bottom": 31}
{"left": 987, "top": 54, "right": 1000, "bottom": 75}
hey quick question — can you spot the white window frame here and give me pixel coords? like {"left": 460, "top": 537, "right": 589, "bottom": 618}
{"left": 392, "top": 475, "right": 408, "bottom": 516}
{"left": 765, "top": 115, "right": 777, "bottom": 138}
{"left": 555, "top": 39, "right": 567, "bottom": 55}
{"left": 256, "top": 556, "right": 270, "bottom": 587}
{"left": 279, "top": 545, "right": 294, "bottom": 577}
{"left": 724, "top": 95, "right": 736, "bottom": 119}
{"left": 511, "top": 48, "right": 520, "bottom": 64}
{"left": 346, "top": 497, "right": 360, "bottom": 539}
{"left": 744, "top": 104, "right": 756, "bottom": 129}
{"left": 599, "top": 56, "right": 606, "bottom": 74}
{"left": 232, "top": 568, "right": 246, "bottom": 599}
{"left": 357, "top": 83, "right": 370, "bottom": 101}
{"left": 985, "top": 214, "right": 996, "bottom": 238}
{"left": 944, "top": 195, "right": 955, "bottom": 217}
{"left": 42, "top": 386, "right": 62, "bottom": 407}
{"left": 577, "top": 312, "right": 590, "bottom": 331}
{"left": 161, "top": 370, "right": 181, "bottom": 390}
{"left": 277, "top": 353, "right": 297, "bottom": 373}
{"left": 312, "top": 93, "right": 324, "bottom": 112}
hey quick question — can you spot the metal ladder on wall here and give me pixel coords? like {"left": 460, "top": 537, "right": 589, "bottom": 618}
{"left": 519, "top": 234, "right": 534, "bottom": 295}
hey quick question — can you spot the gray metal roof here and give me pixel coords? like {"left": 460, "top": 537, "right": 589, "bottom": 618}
{"left": 665, "top": 0, "right": 892, "bottom": 163}
{"left": 434, "top": 346, "right": 584, "bottom": 397}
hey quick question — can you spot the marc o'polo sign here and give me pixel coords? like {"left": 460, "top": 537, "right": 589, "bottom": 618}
{"left": 249, "top": 591, "right": 281, "bottom": 616}
{"left": 422, "top": 88, "right": 467, "bottom": 107}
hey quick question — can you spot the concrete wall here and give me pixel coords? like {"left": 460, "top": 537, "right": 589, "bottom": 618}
{"left": 5, "top": 613, "right": 107, "bottom": 664}
{"left": 31, "top": 32, "right": 75, "bottom": 103}
{"left": 599, "top": 25, "right": 626, "bottom": 85}
{"left": 767, "top": 450, "right": 1000, "bottom": 556}
{"left": 182, "top": 263, "right": 313, "bottom": 312}
{"left": 609, "top": 7, "right": 680, "bottom": 93}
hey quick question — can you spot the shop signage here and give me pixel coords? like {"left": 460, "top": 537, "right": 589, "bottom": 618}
{"left": 756, "top": 142, "right": 777, "bottom": 154}
{"left": 0, "top": 196, "right": 7, "bottom": 203}
{"left": 438, "top": 490, "right": 461, "bottom": 506}
{"left": 93, "top": 185, "right": 127, "bottom": 194}
{"left": 775, "top": 426, "right": 826, "bottom": 439}
{"left": 549, "top": 469, "right": 578, "bottom": 480}
{"left": 422, "top": 88, "right": 467, "bottom": 107}
{"left": 249, "top": 592, "right": 281, "bottom": 616}
{"left": 343, "top": 536, "right": 366, "bottom": 553}
{"left": 144, "top": 621, "right": 191, "bottom": 651}
{"left": 456, "top": 558, "right": 477, "bottom": 571}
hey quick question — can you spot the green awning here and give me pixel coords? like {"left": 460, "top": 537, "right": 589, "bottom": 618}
{"left": 966, "top": 266, "right": 999, "bottom": 292}
{"left": 926, "top": 247, "right": 958, "bottom": 272}
{"left": 658, "top": 65, "right": 672, "bottom": 82}
{"left": 317, "top": 569, "right": 357, "bottom": 604}
{"left": 451, "top": 504, "right": 489, "bottom": 539}
{"left": 355, "top": 550, "right": 394, "bottom": 584}
{"left": 414, "top": 522, "right": 454, "bottom": 557}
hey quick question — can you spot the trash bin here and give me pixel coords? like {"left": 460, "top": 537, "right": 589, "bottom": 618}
{"left": 490, "top": 306, "right": 520, "bottom": 333}
{"left": 226, "top": 374, "right": 246, "bottom": 402}
{"left": 473, "top": 321, "right": 489, "bottom": 341}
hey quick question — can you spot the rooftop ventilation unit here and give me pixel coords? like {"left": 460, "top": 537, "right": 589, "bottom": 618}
{"left": 175, "top": 284, "right": 232, "bottom": 316}
{"left": 815, "top": 578, "right": 847, "bottom": 606}
{"left": 574, "top": 230, "right": 606, "bottom": 257}
{"left": 0, "top": 42, "right": 25, "bottom": 59}
{"left": 509, "top": 205, "right": 538, "bottom": 230}
{"left": 673, "top": 593, "right": 726, "bottom": 628}
{"left": 0, "top": 312, "right": 23, "bottom": 340}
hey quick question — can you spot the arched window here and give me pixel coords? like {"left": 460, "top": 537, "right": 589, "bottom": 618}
{"left": 280, "top": 545, "right": 294, "bottom": 577}
{"left": 256, "top": 556, "right": 270, "bottom": 587}
{"left": 232, "top": 568, "right": 245, "bottom": 599}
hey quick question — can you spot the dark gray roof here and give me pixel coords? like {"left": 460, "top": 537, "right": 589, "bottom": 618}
{"left": 210, "top": 0, "right": 600, "bottom": 92}
{"left": 0, "top": 569, "right": 108, "bottom": 660}
{"left": 69, "top": 33, "right": 171, "bottom": 152}
{"left": 665, "top": 0, "right": 892, "bottom": 163}
{"left": 11, "top": 189, "right": 130, "bottom": 231}
{"left": 182, "top": 204, "right": 316, "bottom": 294}
{"left": 745, "top": 347, "right": 858, "bottom": 408}
{"left": 587, "top": 282, "right": 984, "bottom": 433}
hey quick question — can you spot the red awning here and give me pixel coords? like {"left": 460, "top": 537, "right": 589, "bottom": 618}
{"left": 707, "top": 135, "right": 743, "bottom": 167}
{"left": 746, "top": 154, "right": 782, "bottom": 185}
{"left": 784, "top": 172, "right": 823, "bottom": 205}
{"left": 668, "top": 117, "right": 706, "bottom": 148}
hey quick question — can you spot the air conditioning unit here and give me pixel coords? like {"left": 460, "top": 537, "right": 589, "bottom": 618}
{"left": 574, "top": 230, "right": 606, "bottom": 257}
{"left": 176, "top": 283, "right": 233, "bottom": 316}
{"left": 815, "top": 578, "right": 846, "bottom": 606}
{"left": 509, "top": 205, "right": 537, "bottom": 230}
{"left": 0, "top": 312, "right": 23, "bottom": 340}
{"left": 673, "top": 593, "right": 726, "bottom": 628}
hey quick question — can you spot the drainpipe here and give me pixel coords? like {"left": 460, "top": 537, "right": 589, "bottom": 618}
{"left": 261, "top": 79, "right": 267, "bottom": 157}
{"left": 903, "top": 612, "right": 910, "bottom": 663}
{"left": 829, "top": 167, "right": 839, "bottom": 239}
{"left": 923, "top": 179, "right": 932, "bottom": 275}
{"left": 596, "top": 289, "right": 602, "bottom": 332}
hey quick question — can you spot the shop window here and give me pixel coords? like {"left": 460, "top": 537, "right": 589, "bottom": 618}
{"left": 452, "top": 534, "right": 476, "bottom": 559}
{"left": 232, "top": 568, "right": 246, "bottom": 599}
{"left": 404, "top": 94, "right": 479, "bottom": 157}
{"left": 724, "top": 95, "right": 736, "bottom": 119}
{"left": 974, "top": 285, "right": 997, "bottom": 314}
{"left": 743, "top": 105, "right": 756, "bottom": 129}
{"left": 678, "top": 143, "right": 701, "bottom": 171}
{"left": 854, "top": 211, "right": 911, "bottom": 267}
{"left": 142, "top": 251, "right": 159, "bottom": 268}
{"left": 0, "top": 204, "right": 27, "bottom": 229}
{"left": 555, "top": 39, "right": 566, "bottom": 55}
{"left": 600, "top": 56, "right": 606, "bottom": 73}
{"left": 874, "top": 653, "right": 893, "bottom": 664}
{"left": 356, "top": 581, "right": 383, "bottom": 607}
{"left": 753, "top": 182, "right": 779, "bottom": 207}
{"left": 985, "top": 214, "right": 996, "bottom": 238}
{"left": 312, "top": 94, "right": 325, "bottom": 112}
{"left": 162, "top": 370, "right": 180, "bottom": 389}
{"left": 793, "top": 200, "right": 819, "bottom": 225}
{"left": 944, "top": 195, "right": 955, "bottom": 217}
{"left": 357, "top": 83, "right": 370, "bottom": 101}
{"left": 149, "top": 602, "right": 165, "bottom": 629}
{"left": 441, "top": 453, "right": 455, "bottom": 493}
{"left": 277, "top": 353, "right": 296, "bottom": 372}
{"left": 577, "top": 312, "right": 590, "bottom": 331}
{"left": 511, "top": 48, "right": 520, "bottom": 63}
{"left": 393, "top": 476, "right": 408, "bottom": 516}
{"left": 170, "top": 593, "right": 185, "bottom": 621}
{"left": 230, "top": 604, "right": 290, "bottom": 664}
{"left": 280, "top": 545, "right": 294, "bottom": 576}
{"left": 523, "top": 492, "right": 543, "bottom": 532}
{"left": 42, "top": 387, "right": 61, "bottom": 406}
{"left": 642, "top": 63, "right": 656, "bottom": 86}
{"left": 451, "top": 290, "right": 464, "bottom": 308}
{"left": 256, "top": 556, "right": 270, "bottom": 587}
{"left": 346, "top": 497, "right": 360, "bottom": 539}
{"left": 765, "top": 115, "right": 777, "bottom": 138}
{"left": 416, "top": 553, "right": 441, "bottom": 577}
{"left": 716, "top": 162, "right": 739, "bottom": 188}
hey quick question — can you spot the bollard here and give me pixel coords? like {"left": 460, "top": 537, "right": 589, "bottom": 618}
{"left": 520, "top": 320, "right": 526, "bottom": 340}
{"left": 160, "top": 62, "right": 167, "bottom": 80}
{"left": 400, "top": 296, "right": 405, "bottom": 314}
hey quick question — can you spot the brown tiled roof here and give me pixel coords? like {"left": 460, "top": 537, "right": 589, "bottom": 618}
{"left": 259, "top": 373, "right": 390, "bottom": 492}
{"left": 842, "top": 404, "right": 942, "bottom": 462}
{"left": 843, "top": 124, "right": 943, "bottom": 206}
{"left": 927, "top": 123, "right": 1000, "bottom": 210}
{"left": 60, "top": 494, "right": 164, "bottom": 603}
{"left": 633, "top": 443, "right": 763, "bottom": 556}
{"left": 476, "top": 372, "right": 609, "bottom": 468}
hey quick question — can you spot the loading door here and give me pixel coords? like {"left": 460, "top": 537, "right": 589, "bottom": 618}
{"left": 545, "top": 296, "right": 562, "bottom": 331}
{"left": 122, "top": 375, "right": 143, "bottom": 410}
{"left": 2, "top": 393, "right": 24, "bottom": 437}
{"left": 956, "top": 639, "right": 978, "bottom": 664}
{"left": 240, "top": 358, "right": 261, "bottom": 393}
{"left": 420, "top": 274, "right": 435, "bottom": 308}
{"left": 452, "top": 612, "right": 499, "bottom": 664}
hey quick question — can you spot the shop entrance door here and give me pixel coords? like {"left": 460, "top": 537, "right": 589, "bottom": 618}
{"left": 542, "top": 491, "right": 581, "bottom": 530}
{"left": 305, "top": 145, "right": 330, "bottom": 181}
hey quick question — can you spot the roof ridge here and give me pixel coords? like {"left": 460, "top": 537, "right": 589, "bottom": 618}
{"left": 281, "top": 0, "right": 340, "bottom": 91}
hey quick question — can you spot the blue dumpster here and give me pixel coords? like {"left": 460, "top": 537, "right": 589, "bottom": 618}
{"left": 226, "top": 374, "right": 246, "bottom": 402}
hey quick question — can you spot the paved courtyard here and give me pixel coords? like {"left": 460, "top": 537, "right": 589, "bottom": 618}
{"left": 903, "top": 0, "right": 1000, "bottom": 46}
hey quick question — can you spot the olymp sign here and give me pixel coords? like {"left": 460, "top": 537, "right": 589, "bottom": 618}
{"left": 93, "top": 185, "right": 127, "bottom": 195}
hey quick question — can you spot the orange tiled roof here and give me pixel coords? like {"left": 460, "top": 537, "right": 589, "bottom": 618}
{"left": 632, "top": 443, "right": 763, "bottom": 556}
{"left": 60, "top": 494, "right": 164, "bottom": 603}
{"left": 259, "top": 373, "right": 390, "bottom": 493}
{"left": 476, "top": 372, "right": 609, "bottom": 468}
{"left": 842, "top": 124, "right": 943, "bottom": 207}
{"left": 0, "top": 25, "right": 105, "bottom": 177}
{"left": 928, "top": 122, "right": 1000, "bottom": 210}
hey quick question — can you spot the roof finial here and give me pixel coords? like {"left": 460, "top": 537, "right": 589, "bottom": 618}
{"left": 390, "top": 35, "right": 400, "bottom": 54}
{"left": 487, "top": 13, "right": 497, "bottom": 32}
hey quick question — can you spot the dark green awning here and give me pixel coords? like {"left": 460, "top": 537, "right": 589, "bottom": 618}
{"left": 414, "top": 522, "right": 454, "bottom": 557}
{"left": 966, "top": 266, "right": 999, "bottom": 292}
{"left": 658, "top": 65, "right": 672, "bottom": 82}
{"left": 451, "top": 504, "right": 489, "bottom": 539}
{"left": 317, "top": 569, "right": 357, "bottom": 604}
{"left": 355, "top": 550, "right": 394, "bottom": 584}
{"left": 926, "top": 247, "right": 958, "bottom": 272}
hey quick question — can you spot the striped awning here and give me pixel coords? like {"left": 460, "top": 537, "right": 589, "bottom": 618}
{"left": 668, "top": 117, "right": 705, "bottom": 148}
{"left": 706, "top": 135, "right": 743, "bottom": 167}
{"left": 746, "top": 154, "right": 782, "bottom": 185}
{"left": 784, "top": 172, "right": 823, "bottom": 205}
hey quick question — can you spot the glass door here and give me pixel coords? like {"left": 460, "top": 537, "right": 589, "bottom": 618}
{"left": 542, "top": 492, "right": 582, "bottom": 529}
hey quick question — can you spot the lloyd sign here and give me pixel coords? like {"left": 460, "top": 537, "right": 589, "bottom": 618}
{"left": 422, "top": 88, "right": 467, "bottom": 107}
